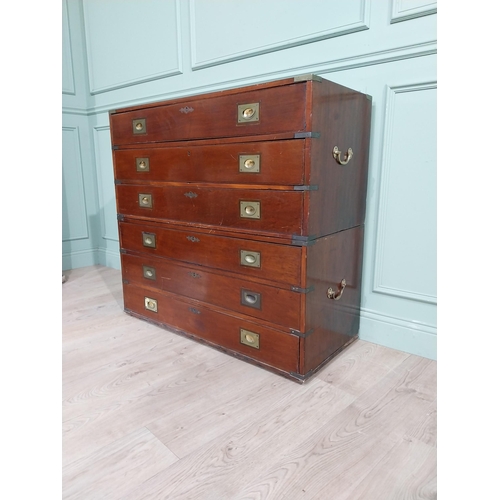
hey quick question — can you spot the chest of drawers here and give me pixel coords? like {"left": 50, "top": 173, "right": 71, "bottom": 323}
{"left": 110, "top": 74, "right": 371, "bottom": 382}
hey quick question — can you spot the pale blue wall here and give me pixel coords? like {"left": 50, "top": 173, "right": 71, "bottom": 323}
{"left": 62, "top": 0, "right": 437, "bottom": 359}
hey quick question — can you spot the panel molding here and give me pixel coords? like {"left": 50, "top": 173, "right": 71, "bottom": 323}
{"left": 62, "top": 126, "right": 89, "bottom": 242}
{"left": 372, "top": 81, "right": 437, "bottom": 304}
{"left": 98, "top": 247, "right": 121, "bottom": 270}
{"left": 390, "top": 0, "right": 437, "bottom": 23}
{"left": 83, "top": 0, "right": 183, "bottom": 95}
{"left": 189, "top": 0, "right": 371, "bottom": 70}
{"left": 82, "top": 40, "right": 436, "bottom": 116}
{"left": 93, "top": 125, "right": 119, "bottom": 242}
{"left": 360, "top": 307, "right": 436, "bottom": 360}
{"left": 62, "top": 249, "right": 99, "bottom": 272}
{"left": 62, "top": 0, "right": 76, "bottom": 95}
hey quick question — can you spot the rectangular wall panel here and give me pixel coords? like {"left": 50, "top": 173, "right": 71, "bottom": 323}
{"left": 62, "top": 126, "right": 89, "bottom": 241}
{"left": 373, "top": 82, "right": 437, "bottom": 304}
{"left": 62, "top": 0, "right": 75, "bottom": 95}
{"left": 82, "top": 0, "right": 182, "bottom": 94}
{"left": 190, "top": 0, "right": 369, "bottom": 68}
{"left": 391, "top": 0, "right": 437, "bottom": 23}
{"left": 93, "top": 126, "right": 118, "bottom": 242}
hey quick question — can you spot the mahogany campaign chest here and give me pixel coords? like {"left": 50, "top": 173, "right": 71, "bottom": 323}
{"left": 110, "top": 74, "right": 371, "bottom": 382}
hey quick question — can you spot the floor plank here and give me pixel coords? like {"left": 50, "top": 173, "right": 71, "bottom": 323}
{"left": 62, "top": 427, "right": 179, "bottom": 500}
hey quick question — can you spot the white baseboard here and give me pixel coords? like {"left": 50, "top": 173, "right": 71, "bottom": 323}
{"left": 360, "top": 309, "right": 436, "bottom": 360}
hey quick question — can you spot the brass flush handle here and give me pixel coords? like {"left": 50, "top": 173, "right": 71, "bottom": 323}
{"left": 239, "top": 154, "right": 261, "bottom": 173}
{"left": 332, "top": 146, "right": 353, "bottom": 165}
{"left": 327, "top": 279, "right": 347, "bottom": 300}
{"left": 144, "top": 297, "right": 158, "bottom": 312}
{"left": 240, "top": 250, "right": 261, "bottom": 268}
{"left": 240, "top": 201, "right": 261, "bottom": 219}
{"left": 237, "top": 103, "right": 260, "bottom": 123}
{"left": 132, "top": 119, "right": 147, "bottom": 134}
{"left": 136, "top": 158, "right": 149, "bottom": 172}
{"left": 240, "top": 328, "right": 260, "bottom": 349}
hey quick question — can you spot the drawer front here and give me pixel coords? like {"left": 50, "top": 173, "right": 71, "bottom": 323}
{"left": 113, "top": 139, "right": 305, "bottom": 185}
{"left": 124, "top": 282, "right": 299, "bottom": 373}
{"left": 119, "top": 221, "right": 303, "bottom": 286}
{"left": 116, "top": 185, "right": 303, "bottom": 235}
{"left": 110, "top": 83, "right": 307, "bottom": 145}
{"left": 121, "top": 252, "right": 302, "bottom": 330}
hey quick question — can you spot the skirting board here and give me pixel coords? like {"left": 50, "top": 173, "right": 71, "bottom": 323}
{"left": 62, "top": 248, "right": 121, "bottom": 271}
{"left": 359, "top": 309, "right": 436, "bottom": 360}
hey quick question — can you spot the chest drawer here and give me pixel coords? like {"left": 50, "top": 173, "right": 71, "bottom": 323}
{"left": 116, "top": 184, "right": 304, "bottom": 235}
{"left": 123, "top": 282, "right": 300, "bottom": 374}
{"left": 110, "top": 83, "right": 307, "bottom": 145}
{"left": 121, "top": 252, "right": 302, "bottom": 330}
{"left": 113, "top": 139, "right": 306, "bottom": 185}
{"left": 119, "top": 221, "right": 304, "bottom": 286}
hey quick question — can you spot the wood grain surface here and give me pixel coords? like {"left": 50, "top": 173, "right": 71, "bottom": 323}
{"left": 62, "top": 266, "right": 436, "bottom": 499}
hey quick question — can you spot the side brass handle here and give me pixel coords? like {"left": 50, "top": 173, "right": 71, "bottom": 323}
{"left": 332, "top": 146, "right": 353, "bottom": 165}
{"left": 327, "top": 279, "right": 347, "bottom": 300}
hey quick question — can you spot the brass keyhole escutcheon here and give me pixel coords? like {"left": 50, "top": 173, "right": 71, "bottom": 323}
{"left": 244, "top": 159, "right": 255, "bottom": 169}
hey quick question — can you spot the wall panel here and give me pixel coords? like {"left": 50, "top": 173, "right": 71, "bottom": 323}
{"left": 62, "top": 126, "right": 88, "bottom": 241}
{"left": 373, "top": 82, "right": 437, "bottom": 304}
{"left": 82, "top": 0, "right": 182, "bottom": 94}
{"left": 190, "top": 0, "right": 369, "bottom": 69}
{"left": 62, "top": 0, "right": 75, "bottom": 95}
{"left": 391, "top": 0, "right": 437, "bottom": 23}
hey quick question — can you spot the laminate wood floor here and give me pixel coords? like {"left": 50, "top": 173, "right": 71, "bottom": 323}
{"left": 62, "top": 265, "right": 437, "bottom": 500}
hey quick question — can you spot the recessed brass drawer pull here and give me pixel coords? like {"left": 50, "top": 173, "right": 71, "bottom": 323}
{"left": 143, "top": 265, "right": 156, "bottom": 280}
{"left": 136, "top": 158, "right": 149, "bottom": 171}
{"left": 142, "top": 232, "right": 156, "bottom": 248}
{"left": 237, "top": 103, "right": 260, "bottom": 123}
{"left": 132, "top": 118, "right": 147, "bottom": 134}
{"left": 240, "top": 201, "right": 261, "bottom": 219}
{"left": 241, "top": 289, "right": 261, "bottom": 310}
{"left": 239, "top": 154, "right": 260, "bottom": 173}
{"left": 240, "top": 328, "right": 260, "bottom": 349}
{"left": 327, "top": 279, "right": 347, "bottom": 300}
{"left": 144, "top": 296, "right": 157, "bottom": 312}
{"left": 240, "top": 250, "right": 261, "bottom": 268}
{"left": 332, "top": 146, "right": 353, "bottom": 165}
{"left": 139, "top": 193, "right": 153, "bottom": 208}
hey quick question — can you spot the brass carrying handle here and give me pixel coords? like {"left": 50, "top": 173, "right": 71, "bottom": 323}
{"left": 332, "top": 146, "right": 353, "bottom": 165}
{"left": 327, "top": 279, "right": 347, "bottom": 300}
